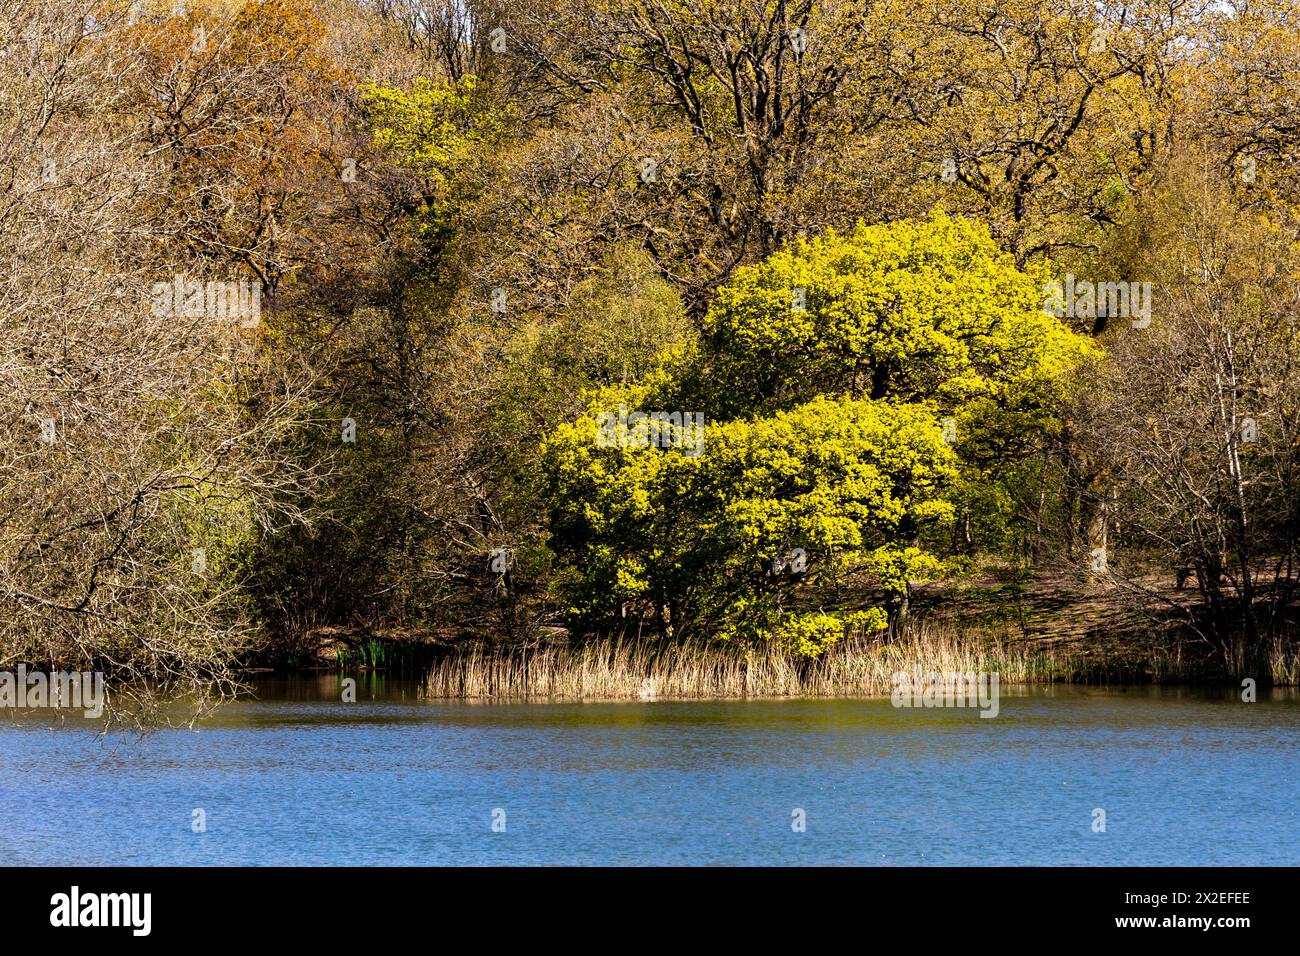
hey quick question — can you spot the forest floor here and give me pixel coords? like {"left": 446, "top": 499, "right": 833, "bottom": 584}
{"left": 914, "top": 563, "right": 1201, "bottom": 648}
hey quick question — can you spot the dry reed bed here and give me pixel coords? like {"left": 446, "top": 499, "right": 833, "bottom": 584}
{"left": 423, "top": 627, "right": 1068, "bottom": 701}
{"left": 422, "top": 624, "right": 1300, "bottom": 700}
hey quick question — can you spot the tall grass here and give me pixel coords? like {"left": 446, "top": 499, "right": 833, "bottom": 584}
{"left": 422, "top": 625, "right": 1071, "bottom": 701}
{"left": 423, "top": 623, "right": 1300, "bottom": 700}
{"left": 1267, "top": 637, "right": 1300, "bottom": 685}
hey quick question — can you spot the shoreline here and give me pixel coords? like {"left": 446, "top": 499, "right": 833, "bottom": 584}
{"left": 240, "top": 671, "right": 1300, "bottom": 706}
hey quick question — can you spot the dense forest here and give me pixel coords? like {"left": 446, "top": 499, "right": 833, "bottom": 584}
{"left": 3, "top": 0, "right": 1299, "bottom": 708}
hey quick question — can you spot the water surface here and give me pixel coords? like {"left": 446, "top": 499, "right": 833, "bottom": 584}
{"left": 2, "top": 678, "right": 1296, "bottom": 865}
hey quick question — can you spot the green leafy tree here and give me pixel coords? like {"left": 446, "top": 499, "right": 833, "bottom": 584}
{"left": 542, "top": 212, "right": 1097, "bottom": 653}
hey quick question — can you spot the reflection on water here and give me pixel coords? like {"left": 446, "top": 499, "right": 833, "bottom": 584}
{"left": 1, "top": 678, "right": 1297, "bottom": 865}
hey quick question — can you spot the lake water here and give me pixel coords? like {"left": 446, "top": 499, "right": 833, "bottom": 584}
{"left": 2, "top": 678, "right": 1297, "bottom": 865}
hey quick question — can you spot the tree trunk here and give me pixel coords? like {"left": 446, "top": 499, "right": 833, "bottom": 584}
{"left": 887, "top": 587, "right": 911, "bottom": 640}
